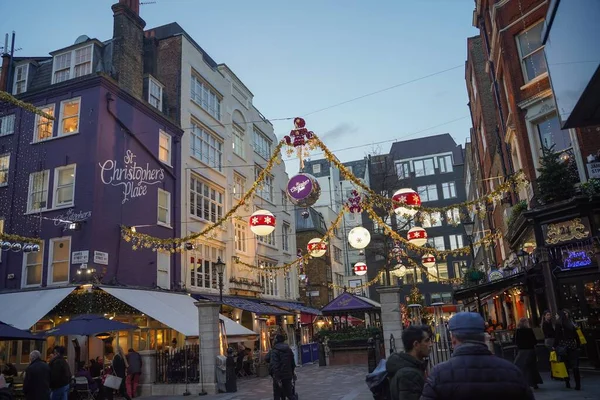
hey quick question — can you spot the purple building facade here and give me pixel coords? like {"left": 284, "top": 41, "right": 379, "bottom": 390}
{"left": 0, "top": 0, "right": 183, "bottom": 291}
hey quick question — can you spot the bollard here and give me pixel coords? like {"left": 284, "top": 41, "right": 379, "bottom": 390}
{"left": 318, "top": 338, "right": 327, "bottom": 366}
{"left": 367, "top": 337, "right": 377, "bottom": 373}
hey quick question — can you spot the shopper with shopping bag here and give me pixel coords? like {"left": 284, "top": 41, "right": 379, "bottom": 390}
{"left": 549, "top": 351, "right": 568, "bottom": 380}
{"left": 553, "top": 309, "right": 582, "bottom": 390}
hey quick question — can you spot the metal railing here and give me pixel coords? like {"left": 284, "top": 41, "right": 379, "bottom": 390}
{"left": 155, "top": 344, "right": 199, "bottom": 384}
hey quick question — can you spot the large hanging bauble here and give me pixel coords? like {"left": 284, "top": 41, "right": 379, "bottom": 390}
{"left": 348, "top": 227, "right": 371, "bottom": 250}
{"left": 422, "top": 254, "right": 436, "bottom": 268}
{"left": 31, "top": 244, "right": 41, "bottom": 253}
{"left": 392, "top": 188, "right": 421, "bottom": 216}
{"left": 407, "top": 227, "right": 428, "bottom": 247}
{"left": 10, "top": 243, "right": 22, "bottom": 252}
{"left": 1, "top": 242, "right": 11, "bottom": 251}
{"left": 391, "top": 264, "right": 407, "bottom": 278}
{"left": 307, "top": 238, "right": 327, "bottom": 257}
{"left": 249, "top": 210, "right": 276, "bottom": 236}
{"left": 286, "top": 173, "right": 321, "bottom": 207}
{"left": 354, "top": 262, "right": 367, "bottom": 276}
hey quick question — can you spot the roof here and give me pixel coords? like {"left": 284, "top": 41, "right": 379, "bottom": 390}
{"left": 303, "top": 159, "right": 332, "bottom": 178}
{"left": 321, "top": 291, "right": 380, "bottom": 314}
{"left": 294, "top": 207, "right": 327, "bottom": 234}
{"left": 389, "top": 133, "right": 464, "bottom": 164}
{"left": 261, "top": 299, "right": 322, "bottom": 315}
{"left": 343, "top": 159, "right": 367, "bottom": 180}
{"left": 194, "top": 294, "right": 291, "bottom": 315}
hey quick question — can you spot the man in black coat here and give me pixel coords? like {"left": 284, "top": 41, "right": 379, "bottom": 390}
{"left": 268, "top": 334, "right": 296, "bottom": 400}
{"left": 420, "top": 312, "right": 534, "bottom": 400}
{"left": 24, "top": 350, "right": 50, "bottom": 400}
{"left": 48, "top": 346, "right": 71, "bottom": 400}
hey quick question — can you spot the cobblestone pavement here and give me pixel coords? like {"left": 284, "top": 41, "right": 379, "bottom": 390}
{"left": 142, "top": 366, "right": 600, "bottom": 400}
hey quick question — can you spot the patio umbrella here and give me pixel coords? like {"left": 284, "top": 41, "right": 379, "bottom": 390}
{"left": 42, "top": 314, "right": 138, "bottom": 337}
{"left": 0, "top": 321, "right": 45, "bottom": 341}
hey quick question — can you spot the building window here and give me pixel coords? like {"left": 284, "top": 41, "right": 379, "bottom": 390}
{"left": 159, "top": 130, "right": 171, "bottom": 165}
{"left": 413, "top": 158, "right": 435, "bottom": 177}
{"left": 428, "top": 263, "right": 448, "bottom": 283}
{"left": 34, "top": 105, "right": 55, "bottom": 142}
{"left": 232, "top": 124, "right": 245, "bottom": 158}
{"left": 189, "top": 176, "right": 224, "bottom": 223}
{"left": 158, "top": 189, "right": 171, "bottom": 226}
{"left": 259, "top": 261, "right": 278, "bottom": 296}
{"left": 156, "top": 250, "right": 170, "bottom": 289}
{"left": 23, "top": 242, "right": 44, "bottom": 287}
{"left": 312, "top": 164, "right": 321, "bottom": 174}
{"left": 441, "top": 182, "right": 457, "bottom": 199}
{"left": 254, "top": 166, "right": 273, "bottom": 202}
{"left": 471, "top": 71, "right": 477, "bottom": 100}
{"left": 516, "top": 21, "right": 548, "bottom": 82}
{"left": 0, "top": 114, "right": 15, "bottom": 136}
{"left": 257, "top": 229, "right": 276, "bottom": 247}
{"left": 190, "top": 122, "right": 223, "bottom": 171}
{"left": 233, "top": 173, "right": 246, "bottom": 200}
{"left": 438, "top": 155, "right": 453, "bottom": 173}
{"left": 422, "top": 212, "right": 442, "bottom": 228}
{"left": 449, "top": 234, "right": 464, "bottom": 250}
{"left": 253, "top": 128, "right": 272, "bottom": 160}
{"left": 453, "top": 260, "right": 468, "bottom": 279}
{"left": 0, "top": 154, "right": 9, "bottom": 186}
{"left": 282, "top": 223, "right": 290, "bottom": 252}
{"left": 281, "top": 190, "right": 289, "bottom": 212}
{"left": 446, "top": 208, "right": 460, "bottom": 225}
{"left": 148, "top": 77, "right": 163, "bottom": 110}
{"left": 234, "top": 222, "right": 247, "bottom": 253}
{"left": 189, "top": 242, "right": 224, "bottom": 290}
{"left": 333, "top": 246, "right": 342, "bottom": 263}
{"left": 53, "top": 165, "right": 76, "bottom": 208}
{"left": 190, "top": 74, "right": 222, "bottom": 120}
{"left": 284, "top": 272, "right": 292, "bottom": 299}
{"left": 52, "top": 45, "right": 93, "bottom": 84}
{"left": 27, "top": 170, "right": 49, "bottom": 213}
{"left": 49, "top": 237, "right": 70, "bottom": 284}
{"left": 13, "top": 64, "right": 28, "bottom": 94}
{"left": 536, "top": 114, "right": 572, "bottom": 152}
{"left": 417, "top": 184, "right": 438, "bottom": 202}
{"left": 58, "top": 98, "right": 81, "bottom": 136}
{"left": 395, "top": 161, "right": 410, "bottom": 179}
{"left": 427, "top": 236, "right": 445, "bottom": 251}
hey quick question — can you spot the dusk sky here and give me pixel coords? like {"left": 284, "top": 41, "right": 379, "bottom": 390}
{"left": 3, "top": 0, "right": 478, "bottom": 169}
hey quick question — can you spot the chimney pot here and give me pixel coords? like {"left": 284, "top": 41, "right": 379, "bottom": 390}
{"left": 118, "top": 0, "right": 140, "bottom": 15}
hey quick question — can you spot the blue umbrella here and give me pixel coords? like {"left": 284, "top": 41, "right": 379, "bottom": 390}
{"left": 42, "top": 314, "right": 138, "bottom": 337}
{"left": 0, "top": 321, "right": 45, "bottom": 341}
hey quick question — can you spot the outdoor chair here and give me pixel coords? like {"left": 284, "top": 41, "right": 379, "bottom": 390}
{"left": 73, "top": 376, "right": 96, "bottom": 400}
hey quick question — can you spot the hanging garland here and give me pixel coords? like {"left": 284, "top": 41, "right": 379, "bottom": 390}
{"left": 0, "top": 232, "right": 42, "bottom": 245}
{"left": 402, "top": 256, "right": 463, "bottom": 284}
{"left": 0, "top": 90, "right": 55, "bottom": 120}
{"left": 328, "top": 270, "right": 385, "bottom": 290}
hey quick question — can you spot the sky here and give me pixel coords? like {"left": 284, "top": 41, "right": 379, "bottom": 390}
{"left": 3, "top": 0, "right": 479, "bottom": 169}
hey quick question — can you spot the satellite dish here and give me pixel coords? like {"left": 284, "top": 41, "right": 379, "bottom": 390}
{"left": 74, "top": 35, "right": 90, "bottom": 45}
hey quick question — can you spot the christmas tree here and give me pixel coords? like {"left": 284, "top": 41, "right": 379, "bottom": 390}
{"left": 403, "top": 286, "right": 433, "bottom": 325}
{"left": 536, "top": 145, "right": 576, "bottom": 204}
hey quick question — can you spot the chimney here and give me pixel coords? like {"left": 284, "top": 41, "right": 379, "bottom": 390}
{"left": 111, "top": 0, "right": 146, "bottom": 98}
{"left": 0, "top": 54, "right": 10, "bottom": 92}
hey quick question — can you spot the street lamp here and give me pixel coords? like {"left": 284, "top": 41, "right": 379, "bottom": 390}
{"left": 462, "top": 220, "right": 476, "bottom": 265}
{"left": 516, "top": 249, "right": 529, "bottom": 270}
{"left": 215, "top": 257, "right": 226, "bottom": 309}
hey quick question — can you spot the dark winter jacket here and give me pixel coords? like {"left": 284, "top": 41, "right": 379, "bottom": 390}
{"left": 386, "top": 352, "right": 425, "bottom": 400}
{"left": 541, "top": 321, "right": 555, "bottom": 339}
{"left": 126, "top": 351, "right": 142, "bottom": 375}
{"left": 112, "top": 354, "right": 127, "bottom": 378}
{"left": 419, "top": 343, "right": 534, "bottom": 400}
{"left": 48, "top": 356, "right": 71, "bottom": 389}
{"left": 23, "top": 358, "right": 50, "bottom": 400}
{"left": 269, "top": 343, "right": 296, "bottom": 381}
{"left": 514, "top": 328, "right": 537, "bottom": 350}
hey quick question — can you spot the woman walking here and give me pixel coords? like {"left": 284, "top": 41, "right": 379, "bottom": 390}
{"left": 110, "top": 347, "right": 132, "bottom": 400}
{"left": 514, "top": 317, "right": 543, "bottom": 389}
{"left": 541, "top": 311, "right": 555, "bottom": 348}
{"left": 554, "top": 309, "right": 582, "bottom": 390}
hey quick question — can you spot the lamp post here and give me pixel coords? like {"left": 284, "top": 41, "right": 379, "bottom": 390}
{"left": 516, "top": 249, "right": 528, "bottom": 271}
{"left": 215, "top": 257, "right": 226, "bottom": 311}
{"left": 462, "top": 220, "right": 483, "bottom": 317}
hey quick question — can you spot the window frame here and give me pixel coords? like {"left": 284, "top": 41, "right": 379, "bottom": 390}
{"left": 441, "top": 182, "right": 457, "bottom": 199}
{"left": 438, "top": 155, "right": 453, "bottom": 173}
{"left": 0, "top": 153, "right": 9, "bottom": 187}
{"left": 58, "top": 97, "right": 82, "bottom": 137}
{"left": 417, "top": 184, "right": 438, "bottom": 202}
{"left": 190, "top": 121, "right": 223, "bottom": 172}
{"left": 449, "top": 234, "right": 464, "bottom": 250}
{"left": 51, "top": 44, "right": 94, "bottom": 84}
{"left": 259, "top": 261, "right": 278, "bottom": 296}
{"left": 253, "top": 127, "right": 272, "bottom": 160}
{"left": 48, "top": 236, "right": 71, "bottom": 285}
{"left": 282, "top": 222, "right": 290, "bottom": 252}
{"left": 0, "top": 114, "right": 15, "bottom": 136}
{"left": 33, "top": 105, "right": 56, "bottom": 143}
{"left": 232, "top": 123, "right": 245, "bottom": 159}
{"left": 515, "top": 20, "right": 548, "bottom": 83}
{"left": 234, "top": 221, "right": 248, "bottom": 253}
{"left": 190, "top": 73, "right": 222, "bottom": 121}
{"left": 157, "top": 188, "right": 171, "bottom": 227}
{"left": 156, "top": 250, "right": 171, "bottom": 290}
{"left": 22, "top": 241, "right": 45, "bottom": 288}
{"left": 27, "top": 170, "right": 50, "bottom": 213}
{"left": 13, "top": 64, "right": 29, "bottom": 95}
{"left": 159, "top": 130, "right": 172, "bottom": 165}
{"left": 254, "top": 166, "right": 274, "bottom": 203}
{"left": 52, "top": 164, "right": 76, "bottom": 209}
{"left": 148, "top": 76, "right": 163, "bottom": 111}
{"left": 413, "top": 158, "right": 435, "bottom": 177}
{"left": 189, "top": 242, "right": 224, "bottom": 290}
{"left": 189, "top": 175, "right": 224, "bottom": 223}
{"left": 395, "top": 161, "right": 410, "bottom": 179}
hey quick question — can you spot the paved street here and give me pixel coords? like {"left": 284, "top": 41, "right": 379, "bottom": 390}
{"left": 143, "top": 364, "right": 600, "bottom": 400}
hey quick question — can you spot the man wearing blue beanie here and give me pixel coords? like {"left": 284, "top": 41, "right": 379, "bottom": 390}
{"left": 420, "top": 312, "right": 534, "bottom": 400}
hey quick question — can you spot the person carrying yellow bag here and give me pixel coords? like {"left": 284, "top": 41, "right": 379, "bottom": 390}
{"left": 553, "top": 310, "right": 582, "bottom": 390}
{"left": 549, "top": 351, "right": 568, "bottom": 379}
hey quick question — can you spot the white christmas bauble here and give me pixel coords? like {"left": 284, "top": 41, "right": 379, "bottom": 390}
{"left": 249, "top": 210, "right": 276, "bottom": 236}
{"left": 392, "top": 188, "right": 421, "bottom": 216}
{"left": 354, "top": 262, "right": 367, "bottom": 276}
{"left": 422, "top": 254, "right": 436, "bottom": 268}
{"left": 407, "top": 227, "right": 428, "bottom": 247}
{"left": 307, "top": 238, "right": 327, "bottom": 257}
{"left": 348, "top": 227, "right": 371, "bottom": 250}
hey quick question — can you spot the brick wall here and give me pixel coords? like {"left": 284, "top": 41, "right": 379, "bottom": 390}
{"left": 577, "top": 126, "right": 600, "bottom": 170}
{"left": 155, "top": 36, "right": 182, "bottom": 123}
{"left": 296, "top": 230, "right": 333, "bottom": 308}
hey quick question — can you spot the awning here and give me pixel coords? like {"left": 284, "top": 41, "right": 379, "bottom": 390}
{"left": 195, "top": 294, "right": 291, "bottom": 315}
{"left": 321, "top": 292, "right": 380, "bottom": 314}
{"left": 424, "top": 305, "right": 459, "bottom": 314}
{"left": 262, "top": 299, "right": 322, "bottom": 315}
{"left": 220, "top": 315, "right": 258, "bottom": 343}
{"left": 453, "top": 272, "right": 525, "bottom": 301}
{"left": 0, "top": 287, "right": 75, "bottom": 330}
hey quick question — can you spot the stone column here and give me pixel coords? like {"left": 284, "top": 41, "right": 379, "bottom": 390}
{"left": 377, "top": 286, "right": 404, "bottom": 356}
{"left": 195, "top": 300, "right": 221, "bottom": 395}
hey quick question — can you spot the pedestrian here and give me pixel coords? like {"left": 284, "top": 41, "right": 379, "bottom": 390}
{"left": 553, "top": 309, "right": 581, "bottom": 390}
{"left": 268, "top": 334, "right": 296, "bottom": 400}
{"left": 225, "top": 348, "right": 237, "bottom": 393}
{"left": 513, "top": 317, "right": 543, "bottom": 389}
{"left": 125, "top": 348, "right": 142, "bottom": 398}
{"left": 109, "top": 347, "right": 132, "bottom": 400}
{"left": 387, "top": 325, "right": 432, "bottom": 400}
{"left": 23, "top": 350, "right": 50, "bottom": 400}
{"left": 541, "top": 310, "right": 555, "bottom": 348}
{"left": 49, "top": 346, "right": 71, "bottom": 400}
{"left": 420, "top": 312, "right": 534, "bottom": 400}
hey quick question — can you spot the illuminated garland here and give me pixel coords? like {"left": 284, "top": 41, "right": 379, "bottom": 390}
{"left": 328, "top": 270, "right": 384, "bottom": 290}
{"left": 0, "top": 233, "right": 43, "bottom": 245}
{"left": 122, "top": 140, "right": 286, "bottom": 251}
{"left": 402, "top": 256, "right": 463, "bottom": 284}
{"left": 0, "top": 90, "right": 55, "bottom": 120}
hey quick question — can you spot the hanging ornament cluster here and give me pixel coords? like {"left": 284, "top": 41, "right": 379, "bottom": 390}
{"left": 346, "top": 190, "right": 362, "bottom": 213}
{"left": 307, "top": 238, "right": 327, "bottom": 257}
{"left": 407, "top": 227, "right": 428, "bottom": 246}
{"left": 348, "top": 226, "right": 371, "bottom": 249}
{"left": 393, "top": 188, "right": 421, "bottom": 216}
{"left": 1, "top": 241, "right": 40, "bottom": 253}
{"left": 286, "top": 173, "right": 321, "bottom": 207}
{"left": 284, "top": 117, "right": 315, "bottom": 169}
{"left": 354, "top": 262, "right": 367, "bottom": 276}
{"left": 249, "top": 210, "right": 276, "bottom": 236}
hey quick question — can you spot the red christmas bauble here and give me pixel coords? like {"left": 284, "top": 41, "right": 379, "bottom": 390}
{"left": 354, "top": 262, "right": 367, "bottom": 276}
{"left": 422, "top": 254, "right": 436, "bottom": 268}
{"left": 407, "top": 227, "right": 428, "bottom": 247}
{"left": 249, "top": 210, "right": 276, "bottom": 236}
{"left": 392, "top": 188, "right": 421, "bottom": 216}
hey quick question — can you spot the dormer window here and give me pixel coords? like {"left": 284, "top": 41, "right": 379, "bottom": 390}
{"left": 13, "top": 64, "right": 29, "bottom": 94}
{"left": 52, "top": 45, "right": 93, "bottom": 84}
{"left": 148, "top": 76, "right": 163, "bottom": 111}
